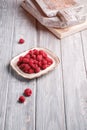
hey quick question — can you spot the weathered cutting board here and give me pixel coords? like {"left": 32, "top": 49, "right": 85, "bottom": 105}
{"left": 21, "top": 0, "right": 87, "bottom": 39}
{"left": 48, "top": 20, "right": 87, "bottom": 38}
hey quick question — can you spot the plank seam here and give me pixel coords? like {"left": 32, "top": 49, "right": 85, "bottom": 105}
{"left": 60, "top": 40, "right": 67, "bottom": 130}
{"left": 80, "top": 32, "right": 87, "bottom": 79}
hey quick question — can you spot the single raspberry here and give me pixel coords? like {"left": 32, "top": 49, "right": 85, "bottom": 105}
{"left": 19, "top": 96, "right": 25, "bottom": 103}
{"left": 33, "top": 49, "right": 39, "bottom": 55}
{"left": 29, "top": 58, "right": 34, "bottom": 63}
{"left": 31, "top": 54, "right": 36, "bottom": 59}
{"left": 35, "top": 67, "right": 41, "bottom": 73}
{"left": 24, "top": 88, "right": 32, "bottom": 96}
{"left": 34, "top": 60, "right": 38, "bottom": 64}
{"left": 42, "top": 59, "right": 47, "bottom": 65}
{"left": 39, "top": 50, "right": 44, "bottom": 55}
{"left": 39, "top": 50, "right": 47, "bottom": 58}
{"left": 42, "top": 64, "right": 47, "bottom": 70}
{"left": 28, "top": 50, "right": 33, "bottom": 55}
{"left": 28, "top": 68, "right": 34, "bottom": 74}
{"left": 17, "top": 61, "right": 21, "bottom": 66}
{"left": 42, "top": 52, "right": 47, "bottom": 58}
{"left": 24, "top": 54, "right": 30, "bottom": 59}
{"left": 29, "top": 63, "right": 35, "bottom": 69}
{"left": 47, "top": 62, "right": 52, "bottom": 66}
{"left": 37, "top": 55, "right": 43, "bottom": 61}
{"left": 46, "top": 57, "right": 53, "bottom": 63}
{"left": 38, "top": 62, "right": 42, "bottom": 68}
{"left": 19, "top": 64, "right": 26, "bottom": 70}
{"left": 19, "top": 38, "right": 25, "bottom": 44}
{"left": 19, "top": 56, "right": 23, "bottom": 62}
{"left": 22, "top": 58, "right": 29, "bottom": 64}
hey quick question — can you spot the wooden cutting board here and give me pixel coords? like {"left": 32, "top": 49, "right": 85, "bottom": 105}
{"left": 21, "top": 1, "right": 87, "bottom": 39}
{"left": 48, "top": 20, "right": 87, "bottom": 38}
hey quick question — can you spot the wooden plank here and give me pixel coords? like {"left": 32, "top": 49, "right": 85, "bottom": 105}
{"left": 81, "top": 30, "right": 87, "bottom": 71}
{"left": 3, "top": 0, "right": 37, "bottom": 130}
{"left": 0, "top": 0, "right": 16, "bottom": 129}
{"left": 61, "top": 33, "right": 87, "bottom": 130}
{"left": 35, "top": 24, "right": 66, "bottom": 130}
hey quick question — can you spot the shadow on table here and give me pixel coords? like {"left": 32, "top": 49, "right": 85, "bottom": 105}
{"left": 7, "top": 64, "right": 35, "bottom": 82}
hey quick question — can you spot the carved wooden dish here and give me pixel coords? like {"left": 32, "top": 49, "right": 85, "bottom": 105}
{"left": 10, "top": 47, "right": 60, "bottom": 79}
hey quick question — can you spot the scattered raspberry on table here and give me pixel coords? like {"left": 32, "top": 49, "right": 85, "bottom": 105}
{"left": 18, "top": 38, "right": 25, "bottom": 44}
{"left": 19, "top": 96, "right": 25, "bottom": 103}
{"left": 24, "top": 88, "right": 32, "bottom": 96}
{"left": 17, "top": 49, "right": 53, "bottom": 74}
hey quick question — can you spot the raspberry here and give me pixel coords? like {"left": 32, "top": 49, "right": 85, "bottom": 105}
{"left": 33, "top": 49, "right": 39, "bottom": 55}
{"left": 34, "top": 60, "right": 38, "bottom": 64}
{"left": 19, "top": 38, "right": 25, "bottom": 44}
{"left": 42, "top": 59, "right": 47, "bottom": 65}
{"left": 19, "top": 96, "right": 25, "bottom": 103}
{"left": 28, "top": 69, "right": 34, "bottom": 74}
{"left": 37, "top": 55, "right": 43, "bottom": 61}
{"left": 19, "top": 56, "right": 23, "bottom": 62}
{"left": 29, "top": 58, "right": 34, "bottom": 63}
{"left": 35, "top": 67, "right": 41, "bottom": 73}
{"left": 39, "top": 50, "right": 44, "bottom": 55}
{"left": 42, "top": 64, "right": 47, "bottom": 70}
{"left": 22, "top": 58, "right": 29, "bottom": 64}
{"left": 42, "top": 52, "right": 47, "bottom": 58}
{"left": 24, "top": 54, "right": 30, "bottom": 59}
{"left": 19, "top": 64, "right": 26, "bottom": 70}
{"left": 38, "top": 62, "right": 42, "bottom": 68}
{"left": 28, "top": 50, "right": 33, "bottom": 55}
{"left": 46, "top": 57, "right": 53, "bottom": 63}
{"left": 47, "top": 62, "right": 52, "bottom": 66}
{"left": 24, "top": 88, "right": 32, "bottom": 96}
{"left": 31, "top": 54, "right": 36, "bottom": 59}
{"left": 17, "top": 61, "right": 21, "bottom": 66}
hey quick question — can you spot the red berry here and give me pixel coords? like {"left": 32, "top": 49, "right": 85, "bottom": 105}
{"left": 42, "top": 64, "right": 47, "bottom": 70}
{"left": 28, "top": 50, "right": 33, "bottom": 55}
{"left": 19, "top": 96, "right": 25, "bottom": 103}
{"left": 22, "top": 58, "right": 29, "bottom": 64}
{"left": 42, "top": 52, "right": 47, "bottom": 58}
{"left": 42, "top": 59, "right": 47, "bottom": 65}
{"left": 24, "top": 88, "right": 32, "bottom": 96}
{"left": 34, "top": 60, "right": 38, "bottom": 64}
{"left": 47, "top": 62, "right": 52, "bottom": 66}
{"left": 46, "top": 57, "right": 53, "bottom": 63}
{"left": 17, "top": 61, "right": 21, "bottom": 66}
{"left": 31, "top": 54, "right": 36, "bottom": 59}
{"left": 39, "top": 50, "right": 44, "bottom": 55}
{"left": 37, "top": 55, "right": 43, "bottom": 61}
{"left": 35, "top": 67, "right": 41, "bottom": 73}
{"left": 24, "top": 54, "right": 30, "bottom": 59}
{"left": 28, "top": 69, "right": 34, "bottom": 74}
{"left": 33, "top": 49, "right": 39, "bottom": 55}
{"left": 19, "top": 64, "right": 26, "bottom": 70}
{"left": 19, "top": 56, "right": 23, "bottom": 62}
{"left": 38, "top": 61, "right": 42, "bottom": 68}
{"left": 19, "top": 38, "right": 25, "bottom": 44}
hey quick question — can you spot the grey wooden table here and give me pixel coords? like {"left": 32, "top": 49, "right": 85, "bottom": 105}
{"left": 1, "top": 0, "right": 87, "bottom": 130}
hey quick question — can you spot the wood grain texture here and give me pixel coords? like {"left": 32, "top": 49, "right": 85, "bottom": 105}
{"left": 0, "top": 0, "right": 16, "bottom": 129}
{"left": 61, "top": 33, "right": 87, "bottom": 130}
{"left": 2, "top": 0, "right": 37, "bottom": 130}
{"left": 0, "top": 0, "right": 87, "bottom": 130}
{"left": 35, "top": 24, "right": 66, "bottom": 130}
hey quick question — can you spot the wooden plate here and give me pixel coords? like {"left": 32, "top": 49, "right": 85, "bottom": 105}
{"left": 10, "top": 47, "right": 60, "bottom": 79}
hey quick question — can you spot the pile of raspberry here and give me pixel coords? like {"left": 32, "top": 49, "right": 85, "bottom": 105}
{"left": 17, "top": 49, "right": 53, "bottom": 74}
